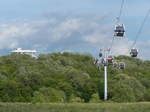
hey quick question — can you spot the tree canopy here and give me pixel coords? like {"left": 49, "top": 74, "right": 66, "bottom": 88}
{"left": 0, "top": 53, "right": 149, "bottom": 103}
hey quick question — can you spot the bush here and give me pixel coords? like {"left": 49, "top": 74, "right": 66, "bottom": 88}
{"left": 90, "top": 93, "right": 101, "bottom": 103}
{"left": 69, "top": 96, "right": 84, "bottom": 103}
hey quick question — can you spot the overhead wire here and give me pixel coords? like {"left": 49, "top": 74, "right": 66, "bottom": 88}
{"left": 130, "top": 9, "right": 150, "bottom": 50}
{"left": 116, "top": 0, "right": 125, "bottom": 23}
{"left": 107, "top": 0, "right": 149, "bottom": 58}
{"left": 109, "top": 0, "right": 125, "bottom": 54}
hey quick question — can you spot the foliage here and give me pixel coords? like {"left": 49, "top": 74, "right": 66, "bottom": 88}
{"left": 109, "top": 74, "right": 145, "bottom": 102}
{"left": 90, "top": 93, "right": 101, "bottom": 103}
{"left": 0, "top": 53, "right": 149, "bottom": 102}
{"left": 32, "top": 87, "right": 65, "bottom": 103}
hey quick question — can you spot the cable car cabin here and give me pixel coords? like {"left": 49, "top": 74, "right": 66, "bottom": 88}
{"left": 114, "top": 24, "right": 125, "bottom": 37}
{"left": 130, "top": 49, "right": 138, "bottom": 57}
{"left": 119, "top": 62, "right": 125, "bottom": 69}
{"left": 107, "top": 56, "right": 113, "bottom": 63}
{"left": 113, "top": 62, "right": 118, "bottom": 67}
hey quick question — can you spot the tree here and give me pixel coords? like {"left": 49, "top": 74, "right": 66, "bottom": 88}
{"left": 32, "top": 87, "right": 65, "bottom": 103}
{"left": 109, "top": 74, "right": 145, "bottom": 102}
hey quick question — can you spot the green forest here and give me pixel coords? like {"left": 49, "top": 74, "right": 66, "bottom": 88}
{"left": 0, "top": 52, "right": 150, "bottom": 103}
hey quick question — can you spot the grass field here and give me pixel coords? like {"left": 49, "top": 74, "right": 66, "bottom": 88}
{"left": 0, "top": 102, "right": 150, "bottom": 112}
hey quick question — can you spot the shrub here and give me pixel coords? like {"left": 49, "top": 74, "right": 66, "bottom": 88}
{"left": 90, "top": 93, "right": 101, "bottom": 103}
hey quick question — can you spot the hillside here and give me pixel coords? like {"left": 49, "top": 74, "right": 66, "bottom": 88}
{"left": 0, "top": 53, "right": 150, "bottom": 103}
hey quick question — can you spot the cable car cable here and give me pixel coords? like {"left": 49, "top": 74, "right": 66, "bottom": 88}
{"left": 130, "top": 9, "right": 150, "bottom": 49}
{"left": 117, "top": 0, "right": 125, "bottom": 23}
{"left": 109, "top": 0, "right": 125, "bottom": 54}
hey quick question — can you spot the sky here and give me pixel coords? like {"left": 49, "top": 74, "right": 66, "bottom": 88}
{"left": 0, "top": 0, "right": 150, "bottom": 59}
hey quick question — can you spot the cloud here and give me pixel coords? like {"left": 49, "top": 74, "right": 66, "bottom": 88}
{"left": 0, "top": 18, "right": 133, "bottom": 56}
{"left": 135, "top": 40, "right": 150, "bottom": 60}
{"left": 0, "top": 17, "right": 111, "bottom": 55}
{"left": 50, "top": 18, "right": 83, "bottom": 41}
{"left": 0, "top": 13, "right": 149, "bottom": 60}
{"left": 110, "top": 39, "right": 132, "bottom": 56}
{"left": 0, "top": 22, "right": 37, "bottom": 49}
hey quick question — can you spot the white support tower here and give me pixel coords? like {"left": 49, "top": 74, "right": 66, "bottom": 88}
{"left": 96, "top": 48, "right": 110, "bottom": 101}
{"left": 104, "top": 65, "right": 108, "bottom": 100}
{"left": 103, "top": 49, "right": 109, "bottom": 101}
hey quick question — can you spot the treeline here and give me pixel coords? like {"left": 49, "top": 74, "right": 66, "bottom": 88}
{"left": 0, "top": 53, "right": 150, "bottom": 103}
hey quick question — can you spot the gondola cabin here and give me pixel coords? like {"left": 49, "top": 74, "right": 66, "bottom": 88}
{"left": 113, "top": 62, "right": 118, "bottom": 67}
{"left": 114, "top": 24, "right": 125, "bottom": 37}
{"left": 130, "top": 48, "right": 138, "bottom": 57}
{"left": 107, "top": 56, "right": 113, "bottom": 63}
{"left": 119, "top": 62, "right": 125, "bottom": 69}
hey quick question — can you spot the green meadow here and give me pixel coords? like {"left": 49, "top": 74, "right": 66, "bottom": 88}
{"left": 0, "top": 103, "right": 150, "bottom": 112}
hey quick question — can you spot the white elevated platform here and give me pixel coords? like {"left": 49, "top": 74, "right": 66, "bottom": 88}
{"left": 11, "top": 48, "right": 37, "bottom": 58}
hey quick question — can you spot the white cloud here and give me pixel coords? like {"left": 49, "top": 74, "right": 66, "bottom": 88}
{"left": 110, "top": 39, "right": 132, "bottom": 56}
{"left": 0, "top": 19, "right": 134, "bottom": 57}
{"left": 50, "top": 18, "right": 83, "bottom": 41}
{"left": 82, "top": 32, "right": 109, "bottom": 45}
{"left": 0, "top": 23, "right": 37, "bottom": 49}
{"left": 0, "top": 16, "right": 149, "bottom": 60}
